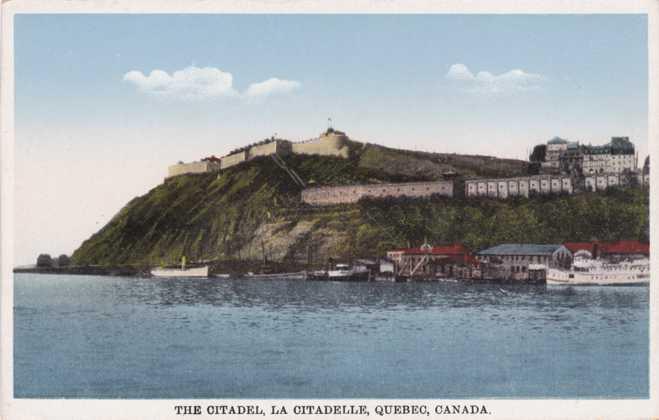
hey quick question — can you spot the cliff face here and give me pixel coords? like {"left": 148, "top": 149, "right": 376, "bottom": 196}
{"left": 70, "top": 143, "right": 649, "bottom": 268}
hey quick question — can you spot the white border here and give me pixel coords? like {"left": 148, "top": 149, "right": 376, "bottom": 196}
{"left": 1, "top": 1, "right": 657, "bottom": 419}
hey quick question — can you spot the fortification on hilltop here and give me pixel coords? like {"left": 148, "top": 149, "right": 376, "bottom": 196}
{"left": 167, "top": 157, "right": 221, "bottom": 178}
{"left": 291, "top": 128, "right": 350, "bottom": 159}
{"left": 166, "top": 128, "right": 351, "bottom": 178}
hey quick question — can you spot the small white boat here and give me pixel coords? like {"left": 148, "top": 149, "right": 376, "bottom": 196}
{"left": 547, "top": 257, "right": 649, "bottom": 286}
{"left": 327, "top": 263, "right": 370, "bottom": 281}
{"left": 244, "top": 271, "right": 307, "bottom": 280}
{"left": 150, "top": 265, "right": 209, "bottom": 278}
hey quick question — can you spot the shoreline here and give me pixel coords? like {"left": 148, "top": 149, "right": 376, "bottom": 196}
{"left": 13, "top": 266, "right": 148, "bottom": 277}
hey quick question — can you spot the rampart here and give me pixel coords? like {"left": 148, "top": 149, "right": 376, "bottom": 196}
{"left": 465, "top": 175, "right": 573, "bottom": 199}
{"left": 220, "top": 151, "right": 247, "bottom": 170}
{"left": 584, "top": 172, "right": 647, "bottom": 191}
{"left": 167, "top": 161, "right": 220, "bottom": 178}
{"left": 292, "top": 132, "right": 350, "bottom": 158}
{"left": 301, "top": 181, "right": 454, "bottom": 206}
{"left": 248, "top": 140, "right": 292, "bottom": 160}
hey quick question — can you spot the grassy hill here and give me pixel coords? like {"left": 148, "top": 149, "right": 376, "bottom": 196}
{"left": 71, "top": 144, "right": 648, "bottom": 269}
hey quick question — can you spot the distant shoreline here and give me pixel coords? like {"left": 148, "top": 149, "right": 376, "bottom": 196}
{"left": 13, "top": 266, "right": 147, "bottom": 277}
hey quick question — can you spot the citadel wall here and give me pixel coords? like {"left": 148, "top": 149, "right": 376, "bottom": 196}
{"left": 220, "top": 151, "right": 247, "bottom": 170}
{"left": 465, "top": 175, "right": 573, "bottom": 199}
{"left": 247, "top": 140, "right": 293, "bottom": 160}
{"left": 301, "top": 181, "right": 454, "bottom": 206}
{"left": 167, "top": 161, "right": 220, "bottom": 178}
{"left": 292, "top": 133, "right": 350, "bottom": 158}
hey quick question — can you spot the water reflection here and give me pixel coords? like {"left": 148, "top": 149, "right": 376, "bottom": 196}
{"left": 121, "top": 277, "right": 649, "bottom": 313}
{"left": 14, "top": 274, "right": 649, "bottom": 399}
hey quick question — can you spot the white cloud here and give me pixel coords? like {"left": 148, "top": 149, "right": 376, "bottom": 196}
{"left": 123, "top": 66, "right": 301, "bottom": 102}
{"left": 123, "top": 66, "right": 238, "bottom": 100}
{"left": 245, "top": 78, "right": 301, "bottom": 99}
{"left": 445, "top": 63, "right": 544, "bottom": 94}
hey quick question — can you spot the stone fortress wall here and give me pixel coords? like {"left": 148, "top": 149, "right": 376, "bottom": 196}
{"left": 248, "top": 140, "right": 292, "bottom": 160}
{"left": 220, "top": 151, "right": 247, "bottom": 170}
{"left": 216, "top": 131, "right": 349, "bottom": 171}
{"left": 585, "top": 172, "right": 649, "bottom": 192}
{"left": 167, "top": 160, "right": 221, "bottom": 178}
{"left": 465, "top": 175, "right": 573, "bottom": 199}
{"left": 291, "top": 131, "right": 350, "bottom": 158}
{"left": 301, "top": 181, "right": 454, "bottom": 206}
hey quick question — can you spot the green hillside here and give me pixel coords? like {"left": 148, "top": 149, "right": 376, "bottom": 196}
{"left": 71, "top": 145, "right": 649, "bottom": 269}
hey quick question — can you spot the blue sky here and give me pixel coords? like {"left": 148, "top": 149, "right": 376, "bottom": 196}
{"left": 14, "top": 14, "right": 648, "bottom": 264}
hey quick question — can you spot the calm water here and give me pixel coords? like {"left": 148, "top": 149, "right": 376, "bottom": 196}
{"left": 14, "top": 273, "right": 649, "bottom": 399}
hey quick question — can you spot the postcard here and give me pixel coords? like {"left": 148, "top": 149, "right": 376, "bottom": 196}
{"left": 1, "top": 1, "right": 657, "bottom": 419}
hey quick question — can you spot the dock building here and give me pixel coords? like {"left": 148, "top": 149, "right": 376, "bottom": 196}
{"left": 476, "top": 244, "right": 572, "bottom": 281}
{"left": 386, "top": 243, "right": 474, "bottom": 278}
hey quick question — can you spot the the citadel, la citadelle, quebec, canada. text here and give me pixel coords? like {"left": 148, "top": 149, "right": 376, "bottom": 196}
{"left": 2, "top": 4, "right": 658, "bottom": 420}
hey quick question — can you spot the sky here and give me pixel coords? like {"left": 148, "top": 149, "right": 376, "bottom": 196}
{"left": 14, "top": 14, "right": 648, "bottom": 265}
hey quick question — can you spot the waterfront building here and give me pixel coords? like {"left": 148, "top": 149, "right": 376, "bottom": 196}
{"left": 465, "top": 175, "right": 573, "bottom": 199}
{"left": 386, "top": 243, "right": 473, "bottom": 278}
{"left": 302, "top": 180, "right": 453, "bottom": 206}
{"left": 476, "top": 244, "right": 572, "bottom": 281}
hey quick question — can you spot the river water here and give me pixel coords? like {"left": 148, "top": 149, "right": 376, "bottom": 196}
{"left": 13, "top": 273, "right": 648, "bottom": 399}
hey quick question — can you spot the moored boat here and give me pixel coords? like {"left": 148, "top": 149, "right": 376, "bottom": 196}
{"left": 150, "top": 256, "right": 209, "bottom": 278}
{"left": 327, "top": 263, "right": 370, "bottom": 281}
{"left": 546, "top": 257, "right": 649, "bottom": 286}
{"left": 150, "top": 265, "right": 209, "bottom": 278}
{"left": 244, "top": 271, "right": 307, "bottom": 281}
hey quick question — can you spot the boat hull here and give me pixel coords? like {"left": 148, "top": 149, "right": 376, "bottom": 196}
{"left": 150, "top": 265, "right": 209, "bottom": 278}
{"left": 326, "top": 273, "right": 369, "bottom": 281}
{"left": 547, "top": 268, "right": 649, "bottom": 286}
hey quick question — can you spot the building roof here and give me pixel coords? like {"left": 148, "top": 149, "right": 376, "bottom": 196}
{"left": 392, "top": 243, "right": 470, "bottom": 256}
{"left": 477, "top": 244, "right": 564, "bottom": 256}
{"left": 563, "top": 242, "right": 594, "bottom": 254}
{"left": 602, "top": 240, "right": 649, "bottom": 255}
{"left": 564, "top": 240, "right": 649, "bottom": 256}
{"left": 548, "top": 136, "right": 568, "bottom": 145}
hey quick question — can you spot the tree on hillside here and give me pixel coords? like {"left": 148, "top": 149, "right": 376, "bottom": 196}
{"left": 57, "top": 254, "right": 71, "bottom": 267}
{"left": 529, "top": 144, "right": 546, "bottom": 162}
{"left": 36, "top": 254, "right": 53, "bottom": 268}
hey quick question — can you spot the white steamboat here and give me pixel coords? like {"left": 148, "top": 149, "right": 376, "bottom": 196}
{"left": 546, "top": 250, "right": 649, "bottom": 286}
